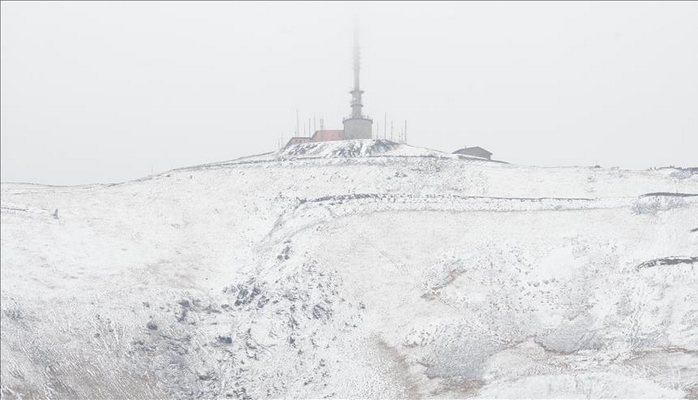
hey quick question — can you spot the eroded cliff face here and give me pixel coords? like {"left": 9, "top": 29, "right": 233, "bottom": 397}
{"left": 2, "top": 141, "right": 697, "bottom": 398}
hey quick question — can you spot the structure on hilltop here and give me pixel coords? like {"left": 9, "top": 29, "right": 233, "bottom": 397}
{"left": 285, "top": 28, "right": 376, "bottom": 147}
{"left": 281, "top": 31, "right": 496, "bottom": 159}
{"left": 453, "top": 146, "right": 493, "bottom": 160}
{"left": 342, "top": 28, "right": 373, "bottom": 140}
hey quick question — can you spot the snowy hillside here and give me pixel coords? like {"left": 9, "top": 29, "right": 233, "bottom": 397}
{"left": 274, "top": 139, "right": 459, "bottom": 160}
{"left": 2, "top": 139, "right": 698, "bottom": 399}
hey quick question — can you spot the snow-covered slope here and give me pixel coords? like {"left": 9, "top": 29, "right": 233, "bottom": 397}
{"left": 2, "top": 140, "right": 698, "bottom": 399}
{"left": 219, "top": 139, "right": 464, "bottom": 165}
{"left": 268, "top": 139, "right": 455, "bottom": 160}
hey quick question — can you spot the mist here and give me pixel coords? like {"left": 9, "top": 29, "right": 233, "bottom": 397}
{"left": 2, "top": 1, "right": 696, "bottom": 185}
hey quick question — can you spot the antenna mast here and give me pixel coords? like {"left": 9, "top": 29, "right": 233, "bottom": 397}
{"left": 349, "top": 25, "right": 364, "bottom": 119}
{"left": 404, "top": 120, "right": 407, "bottom": 143}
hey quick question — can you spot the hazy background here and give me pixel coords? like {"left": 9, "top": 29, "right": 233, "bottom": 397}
{"left": 2, "top": 1, "right": 697, "bottom": 185}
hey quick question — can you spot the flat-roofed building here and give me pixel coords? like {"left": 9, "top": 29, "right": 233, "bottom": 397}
{"left": 312, "top": 130, "right": 345, "bottom": 142}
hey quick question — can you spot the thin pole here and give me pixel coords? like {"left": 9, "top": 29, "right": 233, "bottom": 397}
{"left": 296, "top": 109, "right": 299, "bottom": 136}
{"left": 384, "top": 113, "right": 387, "bottom": 139}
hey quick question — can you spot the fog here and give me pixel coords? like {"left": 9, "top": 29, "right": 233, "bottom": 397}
{"left": 2, "top": 1, "right": 696, "bottom": 185}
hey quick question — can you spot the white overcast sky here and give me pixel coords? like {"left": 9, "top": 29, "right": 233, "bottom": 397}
{"left": 2, "top": 1, "right": 697, "bottom": 185}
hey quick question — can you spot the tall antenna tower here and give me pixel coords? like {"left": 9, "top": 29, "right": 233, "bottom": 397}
{"left": 342, "top": 23, "right": 373, "bottom": 139}
{"left": 350, "top": 27, "right": 363, "bottom": 120}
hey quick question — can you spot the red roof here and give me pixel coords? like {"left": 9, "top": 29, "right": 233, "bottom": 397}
{"left": 311, "top": 130, "right": 345, "bottom": 142}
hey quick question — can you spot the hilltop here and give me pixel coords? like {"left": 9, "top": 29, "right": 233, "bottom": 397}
{"left": 2, "top": 140, "right": 698, "bottom": 398}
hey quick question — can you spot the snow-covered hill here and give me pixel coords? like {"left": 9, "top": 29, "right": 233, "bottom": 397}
{"left": 263, "top": 139, "right": 456, "bottom": 160}
{"left": 2, "top": 140, "right": 698, "bottom": 399}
